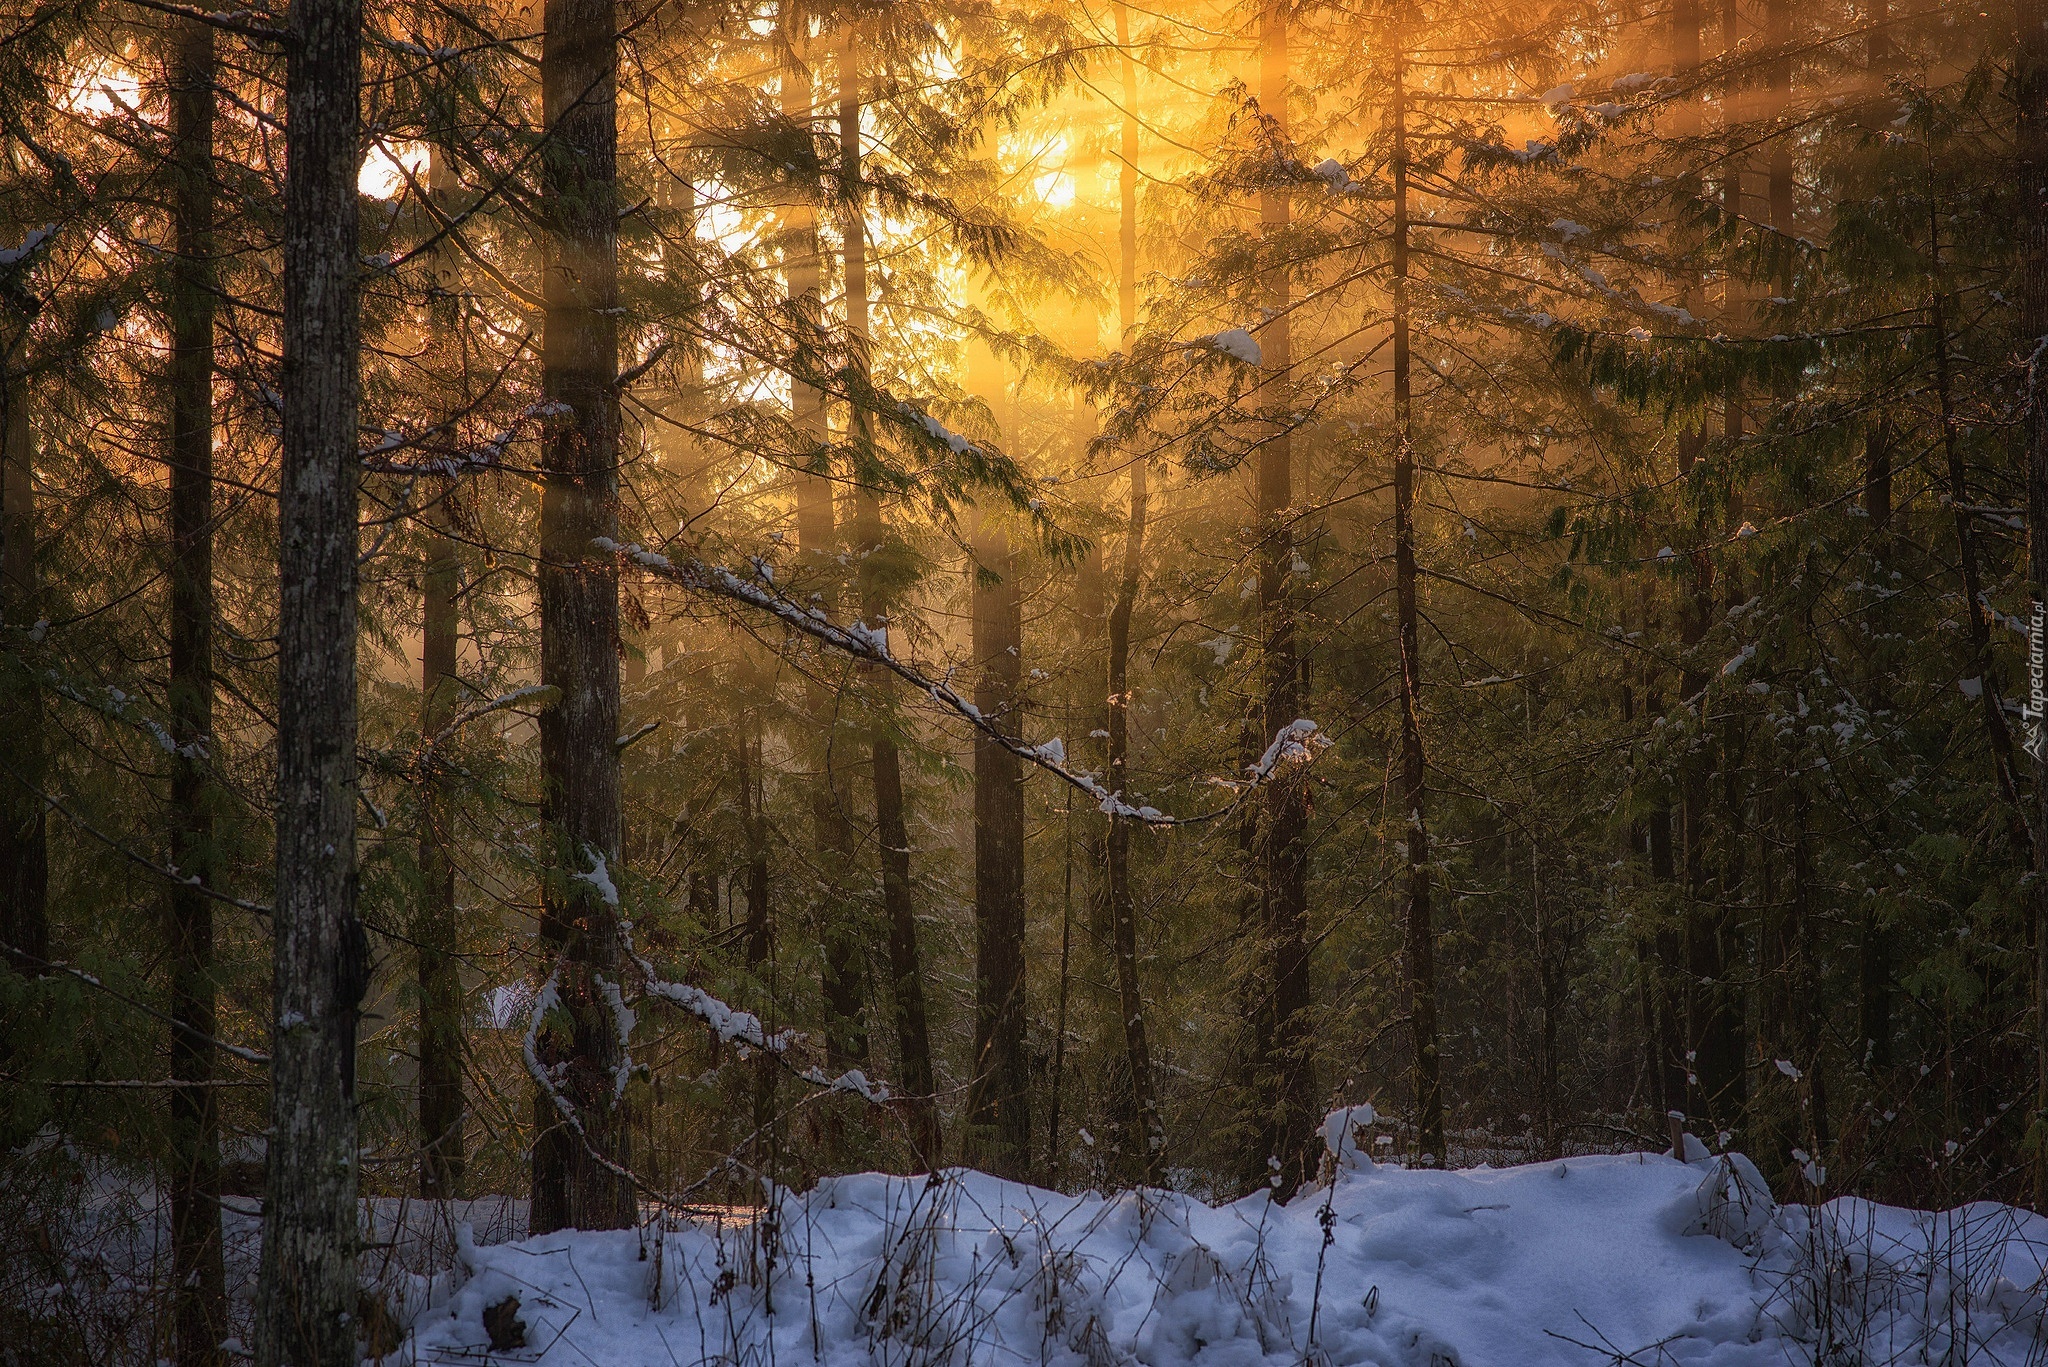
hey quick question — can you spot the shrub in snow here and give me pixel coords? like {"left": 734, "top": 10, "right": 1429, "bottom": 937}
{"left": 1676, "top": 1151, "right": 1776, "bottom": 1250}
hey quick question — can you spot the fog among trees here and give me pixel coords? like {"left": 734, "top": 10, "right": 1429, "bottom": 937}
{"left": 4, "top": 0, "right": 2048, "bottom": 1360}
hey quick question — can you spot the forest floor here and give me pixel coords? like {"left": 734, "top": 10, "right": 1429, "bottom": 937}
{"left": 16, "top": 1122, "right": 2048, "bottom": 1365}
{"left": 390, "top": 1137, "right": 2048, "bottom": 1367}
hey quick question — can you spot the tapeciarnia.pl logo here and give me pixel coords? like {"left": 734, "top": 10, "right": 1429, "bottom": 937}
{"left": 2026, "top": 601, "right": 2048, "bottom": 764}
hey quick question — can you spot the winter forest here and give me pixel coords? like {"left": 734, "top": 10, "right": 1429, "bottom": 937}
{"left": 6, "top": 0, "right": 2048, "bottom": 1362}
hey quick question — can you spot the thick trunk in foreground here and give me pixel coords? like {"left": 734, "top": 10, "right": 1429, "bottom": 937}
{"left": 1104, "top": 0, "right": 1162, "bottom": 1183}
{"left": 255, "top": 0, "right": 368, "bottom": 1358}
{"left": 1390, "top": 37, "right": 1445, "bottom": 1169}
{"left": 967, "top": 518, "right": 1030, "bottom": 1179}
{"left": 841, "top": 25, "right": 939, "bottom": 1165}
{"left": 530, "top": 0, "right": 634, "bottom": 1235}
{"left": 166, "top": 20, "right": 228, "bottom": 1364}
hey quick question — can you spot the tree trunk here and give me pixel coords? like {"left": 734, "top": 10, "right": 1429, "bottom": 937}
{"left": 2015, "top": 0, "right": 2048, "bottom": 1210}
{"left": 1644, "top": 686, "right": 1689, "bottom": 1126}
{"left": 166, "top": 20, "right": 229, "bottom": 1364}
{"left": 870, "top": 704, "right": 940, "bottom": 1166}
{"left": 1720, "top": 0, "right": 1745, "bottom": 456}
{"left": 967, "top": 515, "right": 1030, "bottom": 1178}
{"left": 1791, "top": 781, "right": 1830, "bottom": 1178}
{"left": 1531, "top": 835, "right": 1562, "bottom": 1159}
{"left": 1103, "top": 0, "right": 1163, "bottom": 1183}
{"left": 1237, "top": 0, "right": 1317, "bottom": 1200}
{"left": 785, "top": 27, "right": 868, "bottom": 1080}
{"left": 1931, "top": 236, "right": 2028, "bottom": 823}
{"left": 255, "top": 0, "right": 369, "bottom": 1357}
{"left": 417, "top": 503, "right": 464, "bottom": 1198}
{"left": 1859, "top": 419, "right": 1895, "bottom": 1079}
{"left": 529, "top": 0, "right": 634, "bottom": 1236}
{"left": 1669, "top": 0, "right": 1744, "bottom": 1138}
{"left": 1390, "top": 32, "right": 1444, "bottom": 1170}
{"left": 737, "top": 713, "right": 776, "bottom": 1165}
{"left": 1100, "top": 450, "right": 1155, "bottom": 1184}
{"left": 841, "top": 23, "right": 939, "bottom": 1166}
{"left": 417, "top": 147, "right": 466, "bottom": 1202}
{"left": 0, "top": 251, "right": 47, "bottom": 972}
{"left": 1765, "top": 0, "right": 1793, "bottom": 276}
{"left": 1671, "top": 0, "right": 1706, "bottom": 476}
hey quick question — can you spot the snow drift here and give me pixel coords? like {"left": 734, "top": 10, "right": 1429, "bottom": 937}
{"left": 400, "top": 1140, "right": 2048, "bottom": 1367}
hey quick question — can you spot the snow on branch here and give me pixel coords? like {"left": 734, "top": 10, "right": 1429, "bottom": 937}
{"left": 617, "top": 918, "right": 793, "bottom": 1056}
{"left": 641, "top": 975, "right": 793, "bottom": 1055}
{"left": 1194, "top": 328, "right": 1264, "bottom": 365}
{"left": 360, "top": 398, "right": 558, "bottom": 474}
{"left": 44, "top": 674, "right": 189, "bottom": 759}
{"left": 412, "top": 684, "right": 559, "bottom": 774}
{"left": 519, "top": 942, "right": 896, "bottom": 1216}
{"left": 636, "top": 957, "right": 890, "bottom": 1102}
{"left": 521, "top": 965, "right": 577, "bottom": 1127}
{"left": 1249, "top": 718, "right": 1328, "bottom": 782}
{"left": 594, "top": 538, "right": 1334, "bottom": 825}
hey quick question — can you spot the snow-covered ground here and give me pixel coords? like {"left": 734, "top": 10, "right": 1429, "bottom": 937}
{"left": 12, "top": 1120, "right": 2044, "bottom": 1365}
{"left": 399, "top": 1135, "right": 2048, "bottom": 1367}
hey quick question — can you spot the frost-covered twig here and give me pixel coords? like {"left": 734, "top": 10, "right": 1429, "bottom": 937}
{"left": 595, "top": 538, "right": 1332, "bottom": 825}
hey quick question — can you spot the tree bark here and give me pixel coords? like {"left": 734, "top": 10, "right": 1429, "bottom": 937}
{"left": 417, "top": 146, "right": 466, "bottom": 1202}
{"left": 2015, "top": 0, "right": 2048, "bottom": 1210}
{"left": 1640, "top": 682, "right": 1689, "bottom": 1126}
{"left": 1791, "top": 780, "right": 1830, "bottom": 1179}
{"left": 1765, "top": 0, "right": 1793, "bottom": 284}
{"left": 1104, "top": 0, "right": 1162, "bottom": 1184}
{"left": 1670, "top": 0, "right": 1744, "bottom": 1138}
{"left": 255, "top": 0, "right": 369, "bottom": 1356}
{"left": 1237, "top": 0, "right": 1317, "bottom": 1200}
{"left": 1931, "top": 230, "right": 2029, "bottom": 824}
{"left": 967, "top": 514, "right": 1030, "bottom": 1179}
{"left": 841, "top": 22, "right": 939, "bottom": 1166}
{"left": 0, "top": 244, "right": 47, "bottom": 973}
{"left": 166, "top": 19, "right": 229, "bottom": 1364}
{"left": 737, "top": 713, "right": 776, "bottom": 1164}
{"left": 529, "top": 0, "right": 634, "bottom": 1236}
{"left": 1390, "top": 31, "right": 1444, "bottom": 1170}
{"left": 1720, "top": 0, "right": 1745, "bottom": 455}
{"left": 786, "top": 26, "right": 868, "bottom": 1079}
{"left": 1859, "top": 418, "right": 1895, "bottom": 1079}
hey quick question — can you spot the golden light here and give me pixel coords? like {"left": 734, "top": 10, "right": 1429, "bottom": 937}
{"left": 1033, "top": 168, "right": 1078, "bottom": 208}
{"left": 1006, "top": 131, "right": 1077, "bottom": 210}
{"left": 63, "top": 59, "right": 143, "bottom": 120}
{"left": 360, "top": 141, "right": 431, "bottom": 200}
